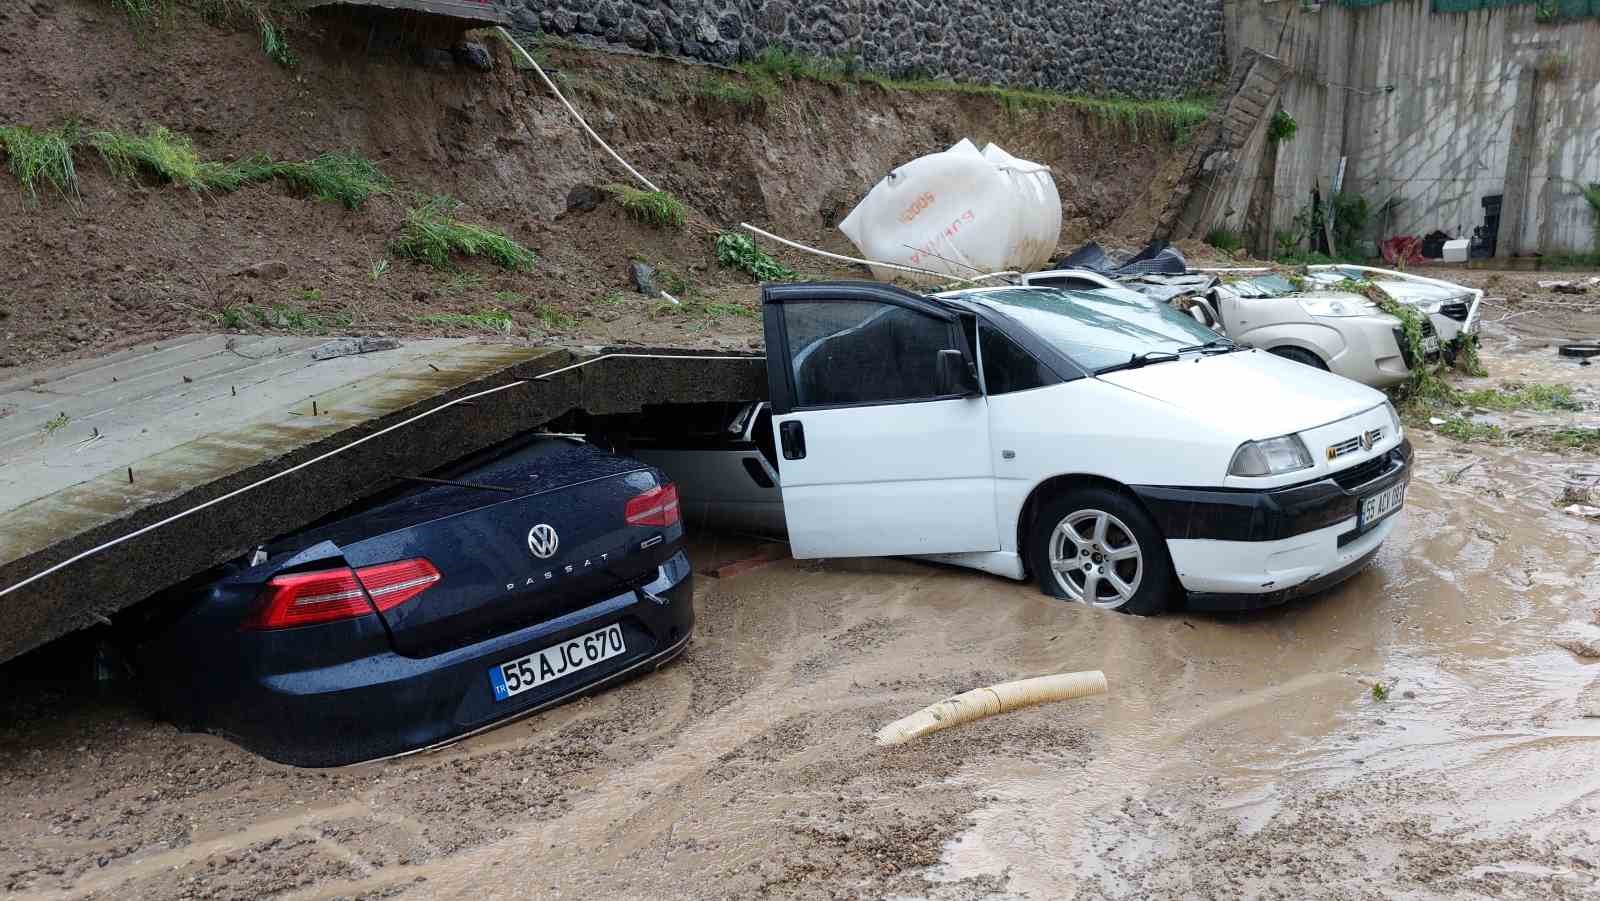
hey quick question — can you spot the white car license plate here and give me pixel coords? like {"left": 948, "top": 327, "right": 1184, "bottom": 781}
{"left": 488, "top": 623, "right": 625, "bottom": 702}
{"left": 1360, "top": 481, "right": 1406, "bottom": 529}
{"left": 1422, "top": 335, "right": 1441, "bottom": 354}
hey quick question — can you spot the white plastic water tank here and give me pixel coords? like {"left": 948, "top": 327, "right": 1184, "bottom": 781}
{"left": 1442, "top": 239, "right": 1469, "bottom": 263}
{"left": 837, "top": 140, "right": 1061, "bottom": 284}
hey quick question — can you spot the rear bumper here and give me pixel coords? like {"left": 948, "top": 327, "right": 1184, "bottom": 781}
{"left": 167, "top": 551, "right": 694, "bottom": 768}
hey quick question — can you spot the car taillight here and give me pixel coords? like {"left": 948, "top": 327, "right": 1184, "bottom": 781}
{"left": 625, "top": 483, "right": 680, "bottom": 527}
{"left": 245, "top": 558, "right": 440, "bottom": 630}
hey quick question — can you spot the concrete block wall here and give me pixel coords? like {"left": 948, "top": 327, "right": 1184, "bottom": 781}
{"left": 503, "top": 0, "right": 1226, "bottom": 99}
{"left": 1224, "top": 0, "right": 1600, "bottom": 257}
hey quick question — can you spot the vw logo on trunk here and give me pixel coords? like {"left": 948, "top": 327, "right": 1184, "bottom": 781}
{"left": 527, "top": 524, "right": 559, "bottom": 559}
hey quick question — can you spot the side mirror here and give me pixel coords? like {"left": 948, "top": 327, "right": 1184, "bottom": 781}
{"left": 936, "top": 348, "right": 980, "bottom": 397}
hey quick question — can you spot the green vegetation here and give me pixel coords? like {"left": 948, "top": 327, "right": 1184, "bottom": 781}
{"left": 1370, "top": 681, "right": 1390, "bottom": 702}
{"left": 1456, "top": 382, "right": 1581, "bottom": 413}
{"left": 493, "top": 290, "right": 527, "bottom": 305}
{"left": 605, "top": 184, "right": 687, "bottom": 229}
{"left": 107, "top": 0, "right": 167, "bottom": 28}
{"left": 1267, "top": 109, "right": 1298, "bottom": 144}
{"left": 1, "top": 122, "right": 386, "bottom": 208}
{"left": 220, "top": 303, "right": 349, "bottom": 333}
{"left": 439, "top": 272, "right": 486, "bottom": 296}
{"left": 532, "top": 303, "right": 576, "bottom": 330}
{"left": 41, "top": 412, "right": 70, "bottom": 435}
{"left": 728, "top": 47, "right": 1212, "bottom": 138}
{"left": 653, "top": 296, "right": 758, "bottom": 321}
{"left": 259, "top": 18, "right": 296, "bottom": 67}
{"left": 1203, "top": 228, "right": 1245, "bottom": 254}
{"left": 599, "top": 291, "right": 627, "bottom": 306}
{"left": 695, "top": 77, "right": 766, "bottom": 107}
{"left": 1522, "top": 427, "right": 1600, "bottom": 454}
{"left": 1581, "top": 182, "right": 1600, "bottom": 254}
{"left": 1276, "top": 194, "right": 1373, "bottom": 263}
{"left": 391, "top": 197, "right": 538, "bottom": 271}
{"left": 270, "top": 153, "right": 388, "bottom": 209}
{"left": 415, "top": 309, "right": 515, "bottom": 335}
{"left": 369, "top": 258, "right": 390, "bottom": 281}
{"left": 0, "top": 125, "right": 79, "bottom": 206}
{"left": 715, "top": 232, "right": 795, "bottom": 281}
{"left": 90, "top": 125, "right": 248, "bottom": 191}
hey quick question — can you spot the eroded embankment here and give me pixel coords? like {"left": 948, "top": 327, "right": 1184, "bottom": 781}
{"left": 0, "top": 0, "right": 1190, "bottom": 371}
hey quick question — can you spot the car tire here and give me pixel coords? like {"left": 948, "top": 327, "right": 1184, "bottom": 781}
{"left": 1030, "top": 487, "right": 1174, "bottom": 616}
{"left": 1269, "top": 346, "right": 1329, "bottom": 371}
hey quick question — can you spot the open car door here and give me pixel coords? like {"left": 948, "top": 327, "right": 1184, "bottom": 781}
{"left": 761, "top": 282, "right": 998, "bottom": 559}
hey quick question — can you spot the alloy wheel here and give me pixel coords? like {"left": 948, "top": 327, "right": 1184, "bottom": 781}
{"left": 1047, "top": 509, "right": 1144, "bottom": 608}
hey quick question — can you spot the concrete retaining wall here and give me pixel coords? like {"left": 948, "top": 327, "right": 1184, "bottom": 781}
{"left": 503, "top": 0, "right": 1225, "bottom": 99}
{"left": 1224, "top": 0, "right": 1600, "bottom": 257}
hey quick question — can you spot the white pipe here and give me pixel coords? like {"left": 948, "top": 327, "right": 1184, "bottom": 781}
{"left": 494, "top": 27, "right": 661, "bottom": 194}
{"left": 0, "top": 354, "right": 765, "bottom": 600}
{"left": 876, "top": 671, "right": 1108, "bottom": 746}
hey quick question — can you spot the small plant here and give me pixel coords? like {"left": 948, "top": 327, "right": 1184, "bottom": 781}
{"left": 605, "top": 184, "right": 687, "bottom": 229}
{"left": 1434, "top": 415, "right": 1503, "bottom": 443}
{"left": 599, "top": 291, "right": 626, "bottom": 306}
{"left": 0, "top": 125, "right": 79, "bottom": 206}
{"left": 42, "top": 411, "right": 69, "bottom": 435}
{"left": 1452, "top": 334, "right": 1488, "bottom": 377}
{"left": 369, "top": 258, "right": 390, "bottom": 281}
{"left": 391, "top": 197, "right": 538, "bottom": 271}
{"left": 1370, "top": 681, "right": 1390, "bottom": 702}
{"left": 220, "top": 306, "right": 251, "bottom": 329}
{"left": 1203, "top": 228, "right": 1245, "bottom": 254}
{"left": 715, "top": 232, "right": 796, "bottom": 281}
{"left": 254, "top": 303, "right": 345, "bottom": 333}
{"left": 259, "top": 17, "right": 296, "bottom": 67}
{"left": 107, "top": 0, "right": 167, "bottom": 29}
{"left": 297, "top": 287, "right": 323, "bottom": 303}
{"left": 415, "top": 309, "right": 514, "bottom": 335}
{"left": 1457, "top": 382, "right": 1581, "bottom": 413}
{"left": 271, "top": 153, "right": 388, "bottom": 209}
{"left": 696, "top": 78, "right": 764, "bottom": 107}
{"left": 1267, "top": 109, "right": 1298, "bottom": 144}
{"left": 89, "top": 126, "right": 248, "bottom": 192}
{"left": 532, "top": 303, "right": 576, "bottom": 330}
{"left": 493, "top": 291, "right": 528, "bottom": 305}
{"left": 439, "top": 272, "right": 486, "bottom": 296}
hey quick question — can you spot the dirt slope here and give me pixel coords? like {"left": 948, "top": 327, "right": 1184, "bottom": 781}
{"left": 0, "top": 1, "right": 1181, "bottom": 372}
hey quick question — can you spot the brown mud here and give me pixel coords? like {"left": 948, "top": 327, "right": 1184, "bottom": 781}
{"left": 1, "top": 309, "right": 1598, "bottom": 898}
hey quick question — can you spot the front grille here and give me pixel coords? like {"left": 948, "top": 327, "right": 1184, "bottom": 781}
{"left": 1332, "top": 455, "right": 1390, "bottom": 491}
{"left": 1440, "top": 301, "right": 1470, "bottom": 322}
{"left": 1421, "top": 317, "right": 1438, "bottom": 337}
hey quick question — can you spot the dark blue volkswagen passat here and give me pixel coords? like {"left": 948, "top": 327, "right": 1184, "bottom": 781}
{"left": 138, "top": 436, "right": 692, "bottom": 767}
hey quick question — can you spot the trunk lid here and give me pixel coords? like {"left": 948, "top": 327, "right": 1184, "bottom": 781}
{"left": 276, "top": 439, "right": 676, "bottom": 658}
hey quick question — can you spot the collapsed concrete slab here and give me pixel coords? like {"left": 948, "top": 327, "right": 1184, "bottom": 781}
{"left": 0, "top": 336, "right": 764, "bottom": 663}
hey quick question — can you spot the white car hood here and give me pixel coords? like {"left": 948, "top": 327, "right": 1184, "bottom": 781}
{"left": 1094, "top": 349, "right": 1385, "bottom": 438}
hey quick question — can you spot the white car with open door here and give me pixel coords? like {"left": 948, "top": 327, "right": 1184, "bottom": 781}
{"left": 759, "top": 281, "right": 1412, "bottom": 614}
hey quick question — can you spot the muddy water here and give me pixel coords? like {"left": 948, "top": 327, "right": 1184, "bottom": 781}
{"left": 3, "top": 322, "right": 1599, "bottom": 899}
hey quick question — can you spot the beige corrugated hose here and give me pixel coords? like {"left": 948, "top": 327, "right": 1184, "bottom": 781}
{"left": 875, "top": 671, "right": 1108, "bottom": 747}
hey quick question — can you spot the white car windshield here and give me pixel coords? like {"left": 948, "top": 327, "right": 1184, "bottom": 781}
{"left": 972, "top": 287, "right": 1231, "bottom": 372}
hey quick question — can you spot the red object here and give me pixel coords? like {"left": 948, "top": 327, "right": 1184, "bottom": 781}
{"left": 1381, "top": 236, "right": 1424, "bottom": 266}
{"left": 625, "top": 483, "right": 681, "bottom": 527}
{"left": 247, "top": 558, "right": 440, "bottom": 630}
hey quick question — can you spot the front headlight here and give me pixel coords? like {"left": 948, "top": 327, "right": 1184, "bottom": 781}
{"left": 1385, "top": 400, "right": 1403, "bottom": 440}
{"left": 1228, "top": 434, "right": 1314, "bottom": 477}
{"left": 1299, "top": 296, "right": 1375, "bottom": 318}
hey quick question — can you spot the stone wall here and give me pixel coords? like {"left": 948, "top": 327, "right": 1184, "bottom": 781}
{"left": 504, "top": 0, "right": 1225, "bottom": 99}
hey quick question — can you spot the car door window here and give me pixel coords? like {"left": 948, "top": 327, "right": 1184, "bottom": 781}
{"left": 978, "top": 323, "right": 1059, "bottom": 395}
{"left": 1030, "top": 276, "right": 1106, "bottom": 291}
{"left": 783, "top": 300, "right": 959, "bottom": 408}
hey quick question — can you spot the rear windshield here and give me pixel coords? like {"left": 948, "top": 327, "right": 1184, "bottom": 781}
{"left": 972, "top": 287, "right": 1226, "bottom": 372}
